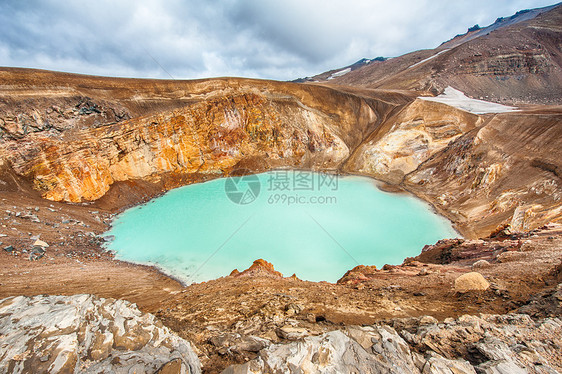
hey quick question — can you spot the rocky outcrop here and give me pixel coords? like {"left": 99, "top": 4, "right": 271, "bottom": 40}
{"left": 414, "top": 237, "right": 520, "bottom": 265}
{"left": 402, "top": 111, "right": 562, "bottom": 237}
{"left": 0, "top": 96, "right": 131, "bottom": 140}
{"left": 337, "top": 264, "right": 378, "bottom": 284}
{"left": 231, "top": 259, "right": 284, "bottom": 278}
{"left": 224, "top": 313, "right": 562, "bottom": 374}
{"left": 344, "top": 99, "right": 482, "bottom": 184}
{"left": 0, "top": 294, "right": 200, "bottom": 374}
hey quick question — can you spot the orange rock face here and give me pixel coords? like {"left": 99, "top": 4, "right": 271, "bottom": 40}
{"left": 3, "top": 93, "right": 349, "bottom": 202}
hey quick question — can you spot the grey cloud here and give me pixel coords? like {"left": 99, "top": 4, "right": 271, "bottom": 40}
{"left": 0, "top": 0, "right": 558, "bottom": 80}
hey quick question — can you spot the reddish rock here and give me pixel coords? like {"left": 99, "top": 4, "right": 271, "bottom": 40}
{"left": 234, "top": 259, "right": 283, "bottom": 278}
{"left": 337, "top": 265, "right": 377, "bottom": 285}
{"left": 382, "top": 264, "right": 398, "bottom": 271}
{"left": 553, "top": 260, "right": 562, "bottom": 283}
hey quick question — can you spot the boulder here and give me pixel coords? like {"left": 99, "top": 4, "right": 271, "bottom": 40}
{"left": 454, "top": 272, "right": 490, "bottom": 293}
{"left": 421, "top": 352, "right": 476, "bottom": 373}
{"left": 209, "top": 333, "right": 269, "bottom": 354}
{"left": 419, "top": 315, "right": 438, "bottom": 325}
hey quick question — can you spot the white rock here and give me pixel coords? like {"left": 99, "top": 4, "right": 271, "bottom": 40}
{"left": 421, "top": 352, "right": 476, "bottom": 374}
{"left": 223, "top": 313, "right": 562, "bottom": 374}
{"left": 0, "top": 295, "right": 201, "bottom": 374}
{"left": 472, "top": 259, "right": 491, "bottom": 269}
{"left": 33, "top": 239, "right": 49, "bottom": 247}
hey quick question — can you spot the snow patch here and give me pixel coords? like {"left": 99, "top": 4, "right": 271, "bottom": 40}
{"left": 328, "top": 68, "right": 351, "bottom": 80}
{"left": 419, "top": 87, "right": 517, "bottom": 114}
{"left": 408, "top": 49, "right": 450, "bottom": 69}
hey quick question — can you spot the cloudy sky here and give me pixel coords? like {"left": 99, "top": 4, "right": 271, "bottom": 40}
{"left": 0, "top": 0, "right": 558, "bottom": 81}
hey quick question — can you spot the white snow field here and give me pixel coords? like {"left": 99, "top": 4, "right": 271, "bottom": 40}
{"left": 328, "top": 67, "right": 351, "bottom": 80}
{"left": 419, "top": 86, "right": 518, "bottom": 114}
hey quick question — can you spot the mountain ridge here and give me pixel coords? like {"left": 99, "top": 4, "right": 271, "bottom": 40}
{"left": 309, "top": 2, "right": 562, "bottom": 105}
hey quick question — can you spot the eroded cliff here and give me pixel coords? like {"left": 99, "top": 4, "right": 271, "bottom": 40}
{"left": 0, "top": 68, "right": 412, "bottom": 203}
{"left": 404, "top": 110, "right": 562, "bottom": 237}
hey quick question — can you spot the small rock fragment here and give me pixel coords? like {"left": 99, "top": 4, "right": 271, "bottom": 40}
{"left": 33, "top": 239, "right": 49, "bottom": 248}
{"left": 472, "top": 259, "right": 491, "bottom": 270}
{"left": 276, "top": 325, "right": 309, "bottom": 340}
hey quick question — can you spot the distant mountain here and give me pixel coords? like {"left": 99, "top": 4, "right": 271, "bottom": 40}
{"left": 310, "top": 3, "right": 562, "bottom": 105}
{"left": 292, "top": 57, "right": 386, "bottom": 83}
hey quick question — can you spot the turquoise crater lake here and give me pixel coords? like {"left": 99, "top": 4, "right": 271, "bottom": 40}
{"left": 105, "top": 171, "right": 458, "bottom": 284}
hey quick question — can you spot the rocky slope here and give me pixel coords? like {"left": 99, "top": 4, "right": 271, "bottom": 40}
{"left": 323, "top": 3, "right": 562, "bottom": 105}
{"left": 2, "top": 291, "right": 561, "bottom": 374}
{"left": 344, "top": 98, "right": 562, "bottom": 237}
{"left": 403, "top": 108, "right": 562, "bottom": 237}
{"left": 0, "top": 294, "right": 200, "bottom": 373}
{"left": 224, "top": 313, "right": 562, "bottom": 374}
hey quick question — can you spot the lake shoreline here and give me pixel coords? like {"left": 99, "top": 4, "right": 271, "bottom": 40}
{"left": 104, "top": 171, "right": 459, "bottom": 284}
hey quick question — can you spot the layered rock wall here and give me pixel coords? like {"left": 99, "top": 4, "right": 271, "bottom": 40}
{"left": 0, "top": 71, "right": 408, "bottom": 202}
{"left": 403, "top": 111, "right": 562, "bottom": 236}
{"left": 2, "top": 93, "right": 352, "bottom": 202}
